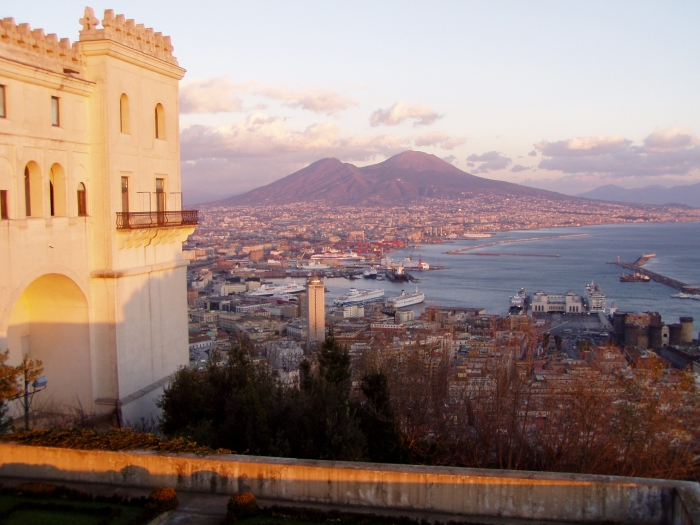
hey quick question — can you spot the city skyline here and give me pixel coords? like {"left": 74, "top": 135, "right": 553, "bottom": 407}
{"left": 12, "top": 1, "right": 700, "bottom": 201}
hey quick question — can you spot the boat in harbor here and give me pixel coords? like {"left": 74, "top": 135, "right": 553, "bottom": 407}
{"left": 509, "top": 288, "right": 528, "bottom": 312}
{"left": 362, "top": 267, "right": 378, "bottom": 279}
{"left": 298, "top": 260, "right": 332, "bottom": 271}
{"left": 584, "top": 281, "right": 606, "bottom": 312}
{"left": 670, "top": 293, "right": 700, "bottom": 300}
{"left": 247, "top": 282, "right": 305, "bottom": 297}
{"left": 385, "top": 265, "right": 409, "bottom": 282}
{"left": 386, "top": 289, "right": 425, "bottom": 309}
{"left": 334, "top": 288, "right": 385, "bottom": 306}
{"left": 620, "top": 271, "right": 650, "bottom": 282}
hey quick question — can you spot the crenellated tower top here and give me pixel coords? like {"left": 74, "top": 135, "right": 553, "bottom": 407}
{"left": 78, "top": 7, "right": 179, "bottom": 66}
{"left": 0, "top": 17, "right": 85, "bottom": 73}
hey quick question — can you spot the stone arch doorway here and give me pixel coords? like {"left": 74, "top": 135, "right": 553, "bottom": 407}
{"left": 6, "top": 273, "right": 93, "bottom": 413}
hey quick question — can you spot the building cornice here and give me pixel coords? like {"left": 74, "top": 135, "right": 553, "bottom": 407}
{"left": 79, "top": 39, "right": 186, "bottom": 80}
{"left": 0, "top": 55, "right": 95, "bottom": 96}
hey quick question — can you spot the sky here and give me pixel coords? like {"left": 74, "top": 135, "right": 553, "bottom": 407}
{"left": 10, "top": 1, "right": 700, "bottom": 202}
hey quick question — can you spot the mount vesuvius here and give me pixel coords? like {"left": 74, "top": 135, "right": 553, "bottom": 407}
{"left": 216, "top": 151, "right": 569, "bottom": 206}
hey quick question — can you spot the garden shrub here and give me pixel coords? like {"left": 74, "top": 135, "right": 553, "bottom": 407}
{"left": 226, "top": 491, "right": 259, "bottom": 522}
{"left": 147, "top": 486, "right": 179, "bottom": 513}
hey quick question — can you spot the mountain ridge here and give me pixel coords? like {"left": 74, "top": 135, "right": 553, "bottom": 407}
{"left": 215, "top": 151, "right": 571, "bottom": 206}
{"left": 577, "top": 183, "right": 700, "bottom": 208}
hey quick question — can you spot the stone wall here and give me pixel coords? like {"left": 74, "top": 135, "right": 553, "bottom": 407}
{"left": 1, "top": 444, "right": 699, "bottom": 524}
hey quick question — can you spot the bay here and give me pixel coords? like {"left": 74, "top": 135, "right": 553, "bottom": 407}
{"left": 317, "top": 221, "right": 700, "bottom": 323}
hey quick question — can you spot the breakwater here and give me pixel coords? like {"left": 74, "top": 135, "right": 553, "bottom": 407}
{"left": 445, "top": 233, "right": 588, "bottom": 255}
{"left": 610, "top": 256, "right": 700, "bottom": 293}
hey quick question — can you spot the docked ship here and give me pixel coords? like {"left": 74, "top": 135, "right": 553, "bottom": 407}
{"left": 362, "top": 267, "right": 378, "bottom": 279}
{"left": 385, "top": 265, "right": 409, "bottom": 282}
{"left": 298, "top": 260, "right": 332, "bottom": 271}
{"left": 401, "top": 256, "right": 430, "bottom": 270}
{"left": 463, "top": 233, "right": 492, "bottom": 239}
{"left": 386, "top": 289, "right": 425, "bottom": 309}
{"left": 584, "top": 281, "right": 606, "bottom": 312}
{"left": 620, "top": 271, "right": 650, "bottom": 282}
{"left": 247, "top": 282, "right": 305, "bottom": 297}
{"left": 334, "top": 288, "right": 385, "bottom": 306}
{"left": 509, "top": 288, "right": 528, "bottom": 312}
{"left": 310, "top": 249, "right": 363, "bottom": 265}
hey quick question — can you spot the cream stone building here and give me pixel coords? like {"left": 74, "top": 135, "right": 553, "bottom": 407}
{"left": 306, "top": 278, "right": 325, "bottom": 345}
{"left": 0, "top": 8, "right": 196, "bottom": 423}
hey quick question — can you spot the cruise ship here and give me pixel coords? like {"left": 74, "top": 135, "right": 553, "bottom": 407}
{"left": 247, "top": 282, "right": 306, "bottom": 297}
{"left": 386, "top": 289, "right": 425, "bottom": 308}
{"left": 584, "top": 281, "right": 606, "bottom": 312}
{"left": 334, "top": 288, "right": 385, "bottom": 306}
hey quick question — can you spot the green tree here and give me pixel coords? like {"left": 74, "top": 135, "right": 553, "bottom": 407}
{"left": 289, "top": 332, "right": 365, "bottom": 461}
{"left": 359, "top": 371, "right": 405, "bottom": 463}
{"left": 158, "top": 342, "right": 285, "bottom": 455}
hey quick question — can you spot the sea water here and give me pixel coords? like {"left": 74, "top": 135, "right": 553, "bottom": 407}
{"left": 319, "top": 221, "right": 700, "bottom": 322}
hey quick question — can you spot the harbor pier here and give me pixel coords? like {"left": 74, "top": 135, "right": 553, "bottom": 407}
{"left": 610, "top": 255, "right": 700, "bottom": 293}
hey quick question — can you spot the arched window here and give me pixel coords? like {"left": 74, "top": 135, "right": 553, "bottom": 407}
{"left": 154, "top": 103, "right": 165, "bottom": 139}
{"left": 24, "top": 167, "right": 30, "bottom": 216}
{"left": 49, "top": 163, "right": 66, "bottom": 217}
{"left": 24, "top": 163, "right": 43, "bottom": 217}
{"left": 77, "top": 182, "right": 87, "bottom": 216}
{"left": 119, "top": 94, "right": 130, "bottom": 134}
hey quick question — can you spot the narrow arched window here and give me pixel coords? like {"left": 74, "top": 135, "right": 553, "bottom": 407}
{"left": 77, "top": 182, "right": 87, "bottom": 216}
{"left": 49, "top": 164, "right": 66, "bottom": 216}
{"left": 49, "top": 179, "right": 55, "bottom": 216}
{"left": 24, "top": 162, "right": 44, "bottom": 217}
{"left": 155, "top": 103, "right": 165, "bottom": 139}
{"left": 120, "top": 94, "right": 130, "bottom": 134}
{"left": 24, "top": 166, "right": 31, "bottom": 216}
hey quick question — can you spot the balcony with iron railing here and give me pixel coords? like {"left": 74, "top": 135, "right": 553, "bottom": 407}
{"left": 116, "top": 210, "right": 198, "bottom": 230}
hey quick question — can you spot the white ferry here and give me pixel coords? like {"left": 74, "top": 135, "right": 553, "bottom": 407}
{"left": 247, "top": 282, "right": 305, "bottom": 297}
{"left": 584, "top": 281, "right": 606, "bottom": 312}
{"left": 386, "top": 289, "right": 425, "bottom": 308}
{"left": 334, "top": 288, "right": 384, "bottom": 306}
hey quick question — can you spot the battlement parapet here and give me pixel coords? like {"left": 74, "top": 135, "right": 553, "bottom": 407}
{"left": 78, "top": 7, "right": 178, "bottom": 66}
{"left": 0, "top": 17, "right": 85, "bottom": 74}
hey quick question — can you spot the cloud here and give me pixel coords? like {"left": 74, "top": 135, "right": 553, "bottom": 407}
{"left": 414, "top": 131, "right": 467, "bottom": 150}
{"left": 180, "top": 76, "right": 356, "bottom": 116}
{"left": 370, "top": 101, "right": 442, "bottom": 127}
{"left": 528, "top": 150, "right": 538, "bottom": 157}
{"left": 441, "top": 155, "right": 458, "bottom": 165}
{"left": 180, "top": 76, "right": 244, "bottom": 114}
{"left": 260, "top": 87, "right": 357, "bottom": 115}
{"left": 535, "top": 136, "right": 631, "bottom": 157}
{"left": 535, "top": 127, "right": 700, "bottom": 179}
{"left": 466, "top": 151, "right": 512, "bottom": 172}
{"left": 510, "top": 164, "right": 530, "bottom": 173}
{"left": 180, "top": 113, "right": 410, "bottom": 197}
{"left": 643, "top": 126, "right": 700, "bottom": 153}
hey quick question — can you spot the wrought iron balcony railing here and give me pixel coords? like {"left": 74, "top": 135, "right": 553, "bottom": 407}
{"left": 116, "top": 210, "right": 199, "bottom": 230}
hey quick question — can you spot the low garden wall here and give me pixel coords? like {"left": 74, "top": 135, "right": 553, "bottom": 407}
{"left": 1, "top": 443, "right": 699, "bottom": 524}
